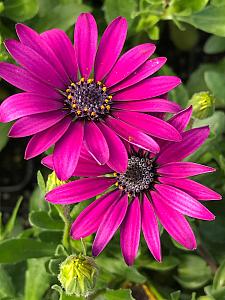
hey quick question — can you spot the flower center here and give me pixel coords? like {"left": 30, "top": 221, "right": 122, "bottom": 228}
{"left": 63, "top": 78, "right": 113, "bottom": 120}
{"left": 115, "top": 155, "right": 157, "bottom": 196}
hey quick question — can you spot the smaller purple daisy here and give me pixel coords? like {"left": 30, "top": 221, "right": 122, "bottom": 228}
{"left": 45, "top": 107, "right": 221, "bottom": 265}
{"left": 0, "top": 13, "right": 182, "bottom": 181}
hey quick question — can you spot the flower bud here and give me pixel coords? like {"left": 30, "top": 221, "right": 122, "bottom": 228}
{"left": 46, "top": 171, "right": 66, "bottom": 192}
{"left": 188, "top": 91, "right": 215, "bottom": 119}
{"left": 58, "top": 254, "right": 99, "bottom": 297}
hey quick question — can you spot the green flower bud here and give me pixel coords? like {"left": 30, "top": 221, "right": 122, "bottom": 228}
{"left": 46, "top": 171, "right": 66, "bottom": 192}
{"left": 58, "top": 254, "right": 99, "bottom": 297}
{"left": 188, "top": 91, "right": 215, "bottom": 119}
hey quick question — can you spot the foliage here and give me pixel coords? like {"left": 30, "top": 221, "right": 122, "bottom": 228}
{"left": 0, "top": 0, "right": 225, "bottom": 300}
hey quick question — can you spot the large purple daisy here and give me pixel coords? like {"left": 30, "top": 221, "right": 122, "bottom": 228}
{"left": 45, "top": 107, "right": 221, "bottom": 265}
{"left": 0, "top": 13, "right": 182, "bottom": 180}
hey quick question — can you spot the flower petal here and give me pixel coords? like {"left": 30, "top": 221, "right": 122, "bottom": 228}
{"left": 151, "top": 191, "right": 197, "bottom": 250}
{"left": 157, "top": 126, "right": 210, "bottom": 164}
{"left": 158, "top": 162, "right": 215, "bottom": 178}
{"left": 112, "top": 111, "right": 181, "bottom": 141}
{"left": 9, "top": 111, "right": 66, "bottom": 137}
{"left": 74, "top": 13, "right": 98, "bottom": 79}
{"left": 4, "top": 39, "right": 64, "bottom": 89}
{"left": 109, "top": 57, "right": 167, "bottom": 93}
{"left": 94, "top": 17, "right": 127, "bottom": 81}
{"left": 168, "top": 106, "right": 192, "bottom": 132}
{"left": 16, "top": 24, "right": 68, "bottom": 84}
{"left": 105, "top": 116, "right": 160, "bottom": 153}
{"left": 41, "top": 29, "right": 78, "bottom": 82}
{"left": 114, "top": 98, "right": 181, "bottom": 113}
{"left": 97, "top": 122, "right": 128, "bottom": 173}
{"left": 71, "top": 190, "right": 121, "bottom": 239}
{"left": 0, "top": 62, "right": 59, "bottom": 98}
{"left": 46, "top": 177, "right": 116, "bottom": 204}
{"left": 84, "top": 121, "right": 109, "bottom": 164}
{"left": 155, "top": 184, "right": 215, "bottom": 220}
{"left": 0, "top": 93, "right": 63, "bottom": 123}
{"left": 142, "top": 195, "right": 161, "bottom": 261}
{"left": 159, "top": 177, "right": 222, "bottom": 201}
{"left": 120, "top": 197, "right": 141, "bottom": 265}
{"left": 92, "top": 193, "right": 128, "bottom": 256}
{"left": 113, "top": 76, "right": 181, "bottom": 100}
{"left": 25, "top": 117, "right": 71, "bottom": 159}
{"left": 105, "top": 43, "right": 155, "bottom": 87}
{"left": 53, "top": 121, "right": 84, "bottom": 180}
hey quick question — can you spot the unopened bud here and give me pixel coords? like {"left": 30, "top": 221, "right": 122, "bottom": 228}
{"left": 188, "top": 91, "right": 215, "bottom": 119}
{"left": 46, "top": 171, "right": 66, "bottom": 192}
{"left": 58, "top": 254, "right": 98, "bottom": 297}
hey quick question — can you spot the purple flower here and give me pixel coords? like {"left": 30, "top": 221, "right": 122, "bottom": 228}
{"left": 45, "top": 107, "right": 221, "bottom": 265}
{"left": 0, "top": 13, "right": 182, "bottom": 180}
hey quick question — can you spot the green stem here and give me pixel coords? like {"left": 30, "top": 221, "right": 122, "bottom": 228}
{"left": 55, "top": 205, "right": 71, "bottom": 251}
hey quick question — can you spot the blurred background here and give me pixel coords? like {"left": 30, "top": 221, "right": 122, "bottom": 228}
{"left": 0, "top": 0, "right": 225, "bottom": 299}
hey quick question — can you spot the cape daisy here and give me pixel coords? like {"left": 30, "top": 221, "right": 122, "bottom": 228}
{"left": 45, "top": 107, "right": 221, "bottom": 265}
{"left": 0, "top": 13, "right": 182, "bottom": 180}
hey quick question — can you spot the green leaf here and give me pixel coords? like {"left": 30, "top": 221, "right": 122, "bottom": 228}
{"left": 29, "top": 186, "right": 49, "bottom": 212}
{"left": 37, "top": 170, "right": 46, "bottom": 195}
{"left": 3, "top": 0, "right": 39, "bottom": 22}
{"left": 31, "top": 3, "right": 90, "bottom": 32}
{"left": 175, "top": 255, "right": 212, "bottom": 289}
{"left": 52, "top": 284, "right": 83, "bottom": 300}
{"left": 170, "top": 290, "right": 181, "bottom": 300}
{"left": 0, "top": 238, "right": 56, "bottom": 263}
{"left": 0, "top": 122, "right": 11, "bottom": 151}
{"left": 24, "top": 258, "right": 52, "bottom": 300}
{"left": 38, "top": 230, "right": 62, "bottom": 244}
{"left": 213, "top": 260, "right": 225, "bottom": 290}
{"left": 177, "top": 5, "right": 225, "bottom": 36}
{"left": 29, "top": 211, "right": 64, "bottom": 231}
{"left": 193, "top": 111, "right": 225, "bottom": 136}
{"left": 205, "top": 71, "right": 225, "bottom": 102}
{"left": 0, "top": 265, "right": 15, "bottom": 298}
{"left": 145, "top": 256, "right": 180, "bottom": 271}
{"left": 170, "top": 0, "right": 209, "bottom": 16}
{"left": 104, "top": 0, "right": 136, "bottom": 25}
{"left": 2, "top": 197, "right": 23, "bottom": 240}
{"left": 211, "top": 0, "right": 225, "bottom": 7}
{"left": 104, "top": 289, "right": 135, "bottom": 300}
{"left": 204, "top": 36, "right": 225, "bottom": 54}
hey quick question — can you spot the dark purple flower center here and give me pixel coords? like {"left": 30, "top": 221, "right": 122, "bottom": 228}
{"left": 63, "top": 78, "right": 113, "bottom": 120}
{"left": 115, "top": 155, "right": 157, "bottom": 196}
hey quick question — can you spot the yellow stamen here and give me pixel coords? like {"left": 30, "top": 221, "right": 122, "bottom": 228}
{"left": 106, "top": 105, "right": 111, "bottom": 110}
{"left": 97, "top": 81, "right": 102, "bottom": 85}
{"left": 68, "top": 95, "right": 72, "bottom": 100}
{"left": 108, "top": 95, "right": 112, "bottom": 99}
{"left": 102, "top": 87, "right": 107, "bottom": 92}
{"left": 80, "top": 77, "right": 85, "bottom": 82}
{"left": 84, "top": 107, "right": 88, "bottom": 112}
{"left": 113, "top": 172, "right": 117, "bottom": 177}
{"left": 77, "top": 110, "right": 82, "bottom": 115}
{"left": 100, "top": 105, "right": 105, "bottom": 110}
{"left": 91, "top": 111, "right": 96, "bottom": 117}
{"left": 66, "top": 88, "right": 70, "bottom": 93}
{"left": 87, "top": 78, "right": 94, "bottom": 84}
{"left": 70, "top": 83, "right": 75, "bottom": 87}
{"left": 72, "top": 103, "right": 76, "bottom": 108}
{"left": 104, "top": 99, "right": 109, "bottom": 103}
{"left": 115, "top": 182, "right": 119, "bottom": 187}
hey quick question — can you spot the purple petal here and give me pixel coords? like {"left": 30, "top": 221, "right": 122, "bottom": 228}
{"left": 159, "top": 177, "right": 222, "bottom": 201}
{"left": 113, "top": 76, "right": 181, "bottom": 100}
{"left": 155, "top": 184, "right": 215, "bottom": 220}
{"left": 142, "top": 195, "right": 161, "bottom": 261}
{"left": 112, "top": 111, "right": 182, "bottom": 141}
{"left": 114, "top": 98, "right": 181, "bottom": 113}
{"left": 84, "top": 121, "right": 109, "bottom": 165}
{"left": 105, "top": 116, "right": 160, "bottom": 153}
{"left": 42, "top": 154, "right": 112, "bottom": 176}
{"left": 74, "top": 13, "right": 98, "bottom": 79}
{"left": 0, "top": 93, "right": 63, "bottom": 123}
{"left": 168, "top": 106, "right": 193, "bottom": 132}
{"left": 109, "top": 57, "right": 167, "bottom": 93}
{"left": 105, "top": 43, "right": 155, "bottom": 87}
{"left": 92, "top": 193, "right": 128, "bottom": 256}
{"left": 120, "top": 197, "right": 141, "bottom": 265}
{"left": 0, "top": 62, "right": 59, "bottom": 98}
{"left": 97, "top": 122, "right": 128, "bottom": 173}
{"left": 4, "top": 39, "right": 64, "bottom": 89}
{"left": 16, "top": 24, "right": 68, "bottom": 84}
{"left": 53, "top": 121, "right": 84, "bottom": 180}
{"left": 41, "top": 29, "right": 78, "bottom": 82}
{"left": 151, "top": 191, "right": 197, "bottom": 250}
{"left": 46, "top": 177, "right": 116, "bottom": 204}
{"left": 71, "top": 190, "right": 121, "bottom": 239}
{"left": 157, "top": 126, "right": 210, "bottom": 164}
{"left": 94, "top": 17, "right": 127, "bottom": 81}
{"left": 158, "top": 162, "right": 215, "bottom": 178}
{"left": 25, "top": 117, "right": 71, "bottom": 159}
{"left": 9, "top": 111, "right": 66, "bottom": 137}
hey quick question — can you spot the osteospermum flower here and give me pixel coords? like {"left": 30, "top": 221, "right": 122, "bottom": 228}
{"left": 45, "top": 107, "right": 221, "bottom": 265}
{"left": 0, "top": 13, "right": 182, "bottom": 180}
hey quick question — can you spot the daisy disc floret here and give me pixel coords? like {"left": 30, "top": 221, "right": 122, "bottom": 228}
{"left": 45, "top": 107, "right": 222, "bottom": 265}
{"left": 0, "top": 13, "right": 182, "bottom": 181}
